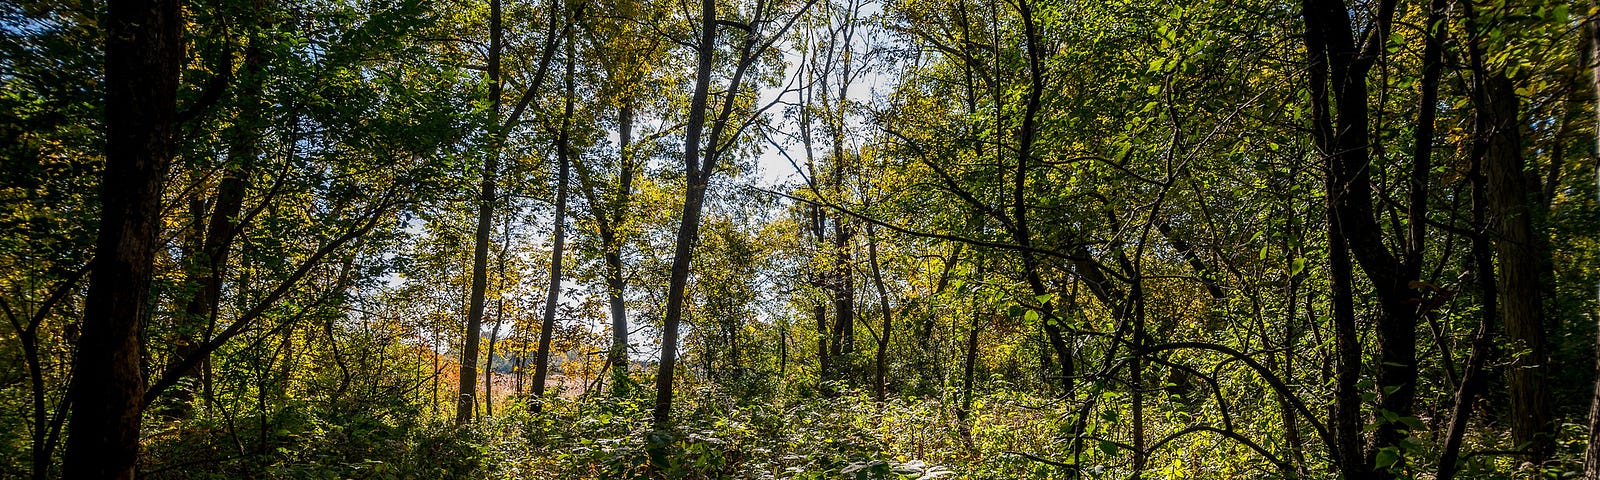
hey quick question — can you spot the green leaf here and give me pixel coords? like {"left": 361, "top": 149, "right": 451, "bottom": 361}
{"left": 1290, "top": 258, "right": 1305, "bottom": 276}
{"left": 1374, "top": 447, "right": 1400, "bottom": 469}
{"left": 1024, "top": 309, "right": 1040, "bottom": 323}
{"left": 1098, "top": 439, "right": 1119, "bottom": 457}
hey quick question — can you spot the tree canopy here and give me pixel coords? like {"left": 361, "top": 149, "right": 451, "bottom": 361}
{"left": 1, "top": 0, "right": 1599, "bottom": 477}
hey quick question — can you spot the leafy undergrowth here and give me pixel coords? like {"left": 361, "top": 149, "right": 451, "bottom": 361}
{"left": 139, "top": 385, "right": 1108, "bottom": 479}
{"left": 142, "top": 384, "right": 1583, "bottom": 479}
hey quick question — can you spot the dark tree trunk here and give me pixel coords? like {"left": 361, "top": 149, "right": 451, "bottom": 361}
{"left": 867, "top": 225, "right": 891, "bottom": 402}
{"left": 604, "top": 101, "right": 635, "bottom": 384}
{"left": 61, "top": 0, "right": 184, "bottom": 475}
{"left": 1298, "top": 0, "right": 1415, "bottom": 475}
{"left": 1011, "top": 0, "right": 1072, "bottom": 396}
{"left": 530, "top": 25, "right": 577, "bottom": 413}
{"left": 168, "top": 29, "right": 267, "bottom": 421}
{"left": 828, "top": 214, "right": 855, "bottom": 377}
{"left": 651, "top": 0, "right": 716, "bottom": 427}
{"left": 457, "top": 0, "right": 503, "bottom": 425}
{"left": 1480, "top": 73, "right": 1553, "bottom": 460}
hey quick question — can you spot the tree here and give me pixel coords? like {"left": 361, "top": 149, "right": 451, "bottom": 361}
{"left": 652, "top": 0, "right": 820, "bottom": 428}
{"left": 59, "top": 0, "right": 183, "bottom": 476}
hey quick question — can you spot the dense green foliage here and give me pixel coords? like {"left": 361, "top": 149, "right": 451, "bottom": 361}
{"left": 2, "top": 0, "right": 1599, "bottom": 476}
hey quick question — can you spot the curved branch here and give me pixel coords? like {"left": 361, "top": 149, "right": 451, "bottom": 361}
{"left": 1140, "top": 341, "right": 1331, "bottom": 449}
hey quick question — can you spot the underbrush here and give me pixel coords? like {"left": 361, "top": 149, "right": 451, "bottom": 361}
{"left": 139, "top": 384, "right": 1591, "bottom": 479}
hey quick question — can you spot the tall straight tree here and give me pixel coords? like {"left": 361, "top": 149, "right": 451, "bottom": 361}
{"left": 529, "top": 10, "right": 578, "bottom": 411}
{"left": 60, "top": 0, "right": 184, "bottom": 475}
{"left": 457, "top": 0, "right": 504, "bottom": 425}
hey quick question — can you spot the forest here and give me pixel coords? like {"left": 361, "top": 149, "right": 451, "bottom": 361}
{"left": 2, "top": 0, "right": 1599, "bottom": 475}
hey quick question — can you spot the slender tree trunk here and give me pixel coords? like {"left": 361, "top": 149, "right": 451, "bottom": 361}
{"left": 605, "top": 101, "right": 635, "bottom": 385}
{"left": 867, "top": 225, "right": 891, "bottom": 402}
{"left": 485, "top": 304, "right": 501, "bottom": 417}
{"left": 652, "top": 0, "right": 717, "bottom": 429}
{"left": 814, "top": 305, "right": 830, "bottom": 385}
{"left": 168, "top": 31, "right": 266, "bottom": 421}
{"left": 530, "top": 27, "right": 577, "bottom": 413}
{"left": 1012, "top": 0, "right": 1072, "bottom": 396}
{"left": 829, "top": 214, "right": 855, "bottom": 377}
{"left": 1299, "top": 0, "right": 1408, "bottom": 475}
{"left": 457, "top": 0, "right": 503, "bottom": 425}
{"left": 61, "top": 0, "right": 183, "bottom": 475}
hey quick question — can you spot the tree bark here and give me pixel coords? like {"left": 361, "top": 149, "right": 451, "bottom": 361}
{"left": 604, "top": 101, "right": 635, "bottom": 385}
{"left": 1481, "top": 73, "right": 1553, "bottom": 460}
{"left": 61, "top": 0, "right": 183, "bottom": 475}
{"left": 1298, "top": 0, "right": 1413, "bottom": 475}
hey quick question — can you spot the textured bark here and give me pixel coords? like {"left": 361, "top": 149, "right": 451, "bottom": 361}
{"left": 1297, "top": 0, "right": 1367, "bottom": 476}
{"left": 1481, "top": 74, "right": 1553, "bottom": 460}
{"left": 61, "top": 0, "right": 183, "bottom": 475}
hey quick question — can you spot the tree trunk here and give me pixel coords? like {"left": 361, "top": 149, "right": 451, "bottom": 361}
{"left": 1012, "top": 0, "right": 1072, "bottom": 396}
{"left": 485, "top": 304, "right": 501, "bottom": 418}
{"left": 814, "top": 305, "right": 830, "bottom": 385}
{"left": 605, "top": 101, "right": 635, "bottom": 385}
{"left": 457, "top": 0, "right": 502, "bottom": 425}
{"left": 61, "top": 0, "right": 183, "bottom": 475}
{"left": 168, "top": 30, "right": 266, "bottom": 421}
{"left": 651, "top": 0, "right": 716, "bottom": 426}
{"left": 867, "top": 225, "right": 891, "bottom": 402}
{"left": 1481, "top": 73, "right": 1553, "bottom": 460}
{"left": 1298, "top": 0, "right": 1408, "bottom": 475}
{"left": 829, "top": 214, "right": 855, "bottom": 378}
{"left": 530, "top": 25, "right": 577, "bottom": 412}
